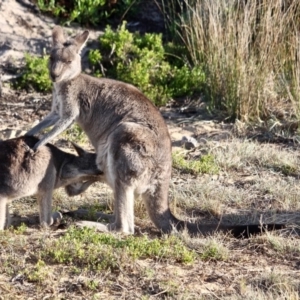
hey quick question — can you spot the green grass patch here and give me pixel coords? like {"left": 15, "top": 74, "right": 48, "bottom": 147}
{"left": 42, "top": 226, "right": 195, "bottom": 271}
{"left": 172, "top": 152, "right": 219, "bottom": 175}
{"left": 12, "top": 223, "right": 28, "bottom": 235}
{"left": 254, "top": 234, "right": 300, "bottom": 257}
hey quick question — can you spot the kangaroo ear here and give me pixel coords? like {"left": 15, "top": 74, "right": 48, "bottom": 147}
{"left": 74, "top": 30, "right": 89, "bottom": 53}
{"left": 71, "top": 142, "right": 87, "bottom": 156}
{"left": 52, "top": 26, "right": 65, "bottom": 45}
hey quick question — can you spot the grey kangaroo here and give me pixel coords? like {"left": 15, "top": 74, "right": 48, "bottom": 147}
{"left": 0, "top": 135, "right": 102, "bottom": 230}
{"left": 26, "top": 26, "right": 283, "bottom": 237}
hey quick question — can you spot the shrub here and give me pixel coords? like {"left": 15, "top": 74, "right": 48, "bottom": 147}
{"left": 89, "top": 22, "right": 204, "bottom": 106}
{"left": 36, "top": 0, "right": 140, "bottom": 26}
{"left": 17, "top": 54, "right": 51, "bottom": 92}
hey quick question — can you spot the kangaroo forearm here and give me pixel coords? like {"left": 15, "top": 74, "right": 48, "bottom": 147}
{"left": 33, "top": 118, "right": 75, "bottom": 149}
{"left": 26, "top": 113, "right": 60, "bottom": 136}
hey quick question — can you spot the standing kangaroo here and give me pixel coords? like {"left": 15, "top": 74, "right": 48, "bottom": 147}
{"left": 26, "top": 26, "right": 283, "bottom": 236}
{"left": 0, "top": 136, "right": 102, "bottom": 230}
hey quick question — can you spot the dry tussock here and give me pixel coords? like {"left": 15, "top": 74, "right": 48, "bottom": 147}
{"left": 174, "top": 0, "right": 300, "bottom": 121}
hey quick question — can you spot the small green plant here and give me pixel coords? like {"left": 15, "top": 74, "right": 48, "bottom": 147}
{"left": 43, "top": 226, "right": 195, "bottom": 271}
{"left": 17, "top": 54, "right": 51, "bottom": 92}
{"left": 172, "top": 152, "right": 219, "bottom": 175}
{"left": 37, "top": 0, "right": 66, "bottom": 17}
{"left": 25, "top": 260, "right": 48, "bottom": 283}
{"left": 85, "top": 279, "right": 99, "bottom": 291}
{"left": 90, "top": 22, "right": 204, "bottom": 106}
{"left": 88, "top": 49, "right": 102, "bottom": 77}
{"left": 70, "top": 0, "right": 107, "bottom": 25}
{"left": 13, "top": 223, "right": 27, "bottom": 235}
{"left": 200, "top": 240, "right": 229, "bottom": 261}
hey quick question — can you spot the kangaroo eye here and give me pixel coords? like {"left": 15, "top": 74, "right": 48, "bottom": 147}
{"left": 66, "top": 61, "right": 72, "bottom": 64}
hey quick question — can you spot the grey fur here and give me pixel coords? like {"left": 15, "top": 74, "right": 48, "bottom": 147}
{"left": 0, "top": 136, "right": 102, "bottom": 230}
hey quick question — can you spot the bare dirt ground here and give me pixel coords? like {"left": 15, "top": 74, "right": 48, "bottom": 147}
{"left": 1, "top": 1, "right": 300, "bottom": 299}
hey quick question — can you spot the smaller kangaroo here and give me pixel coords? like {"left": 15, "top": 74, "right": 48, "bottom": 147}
{"left": 0, "top": 136, "right": 102, "bottom": 230}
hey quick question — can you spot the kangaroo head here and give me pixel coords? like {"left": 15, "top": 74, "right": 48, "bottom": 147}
{"left": 59, "top": 142, "right": 102, "bottom": 186}
{"left": 49, "top": 26, "right": 89, "bottom": 83}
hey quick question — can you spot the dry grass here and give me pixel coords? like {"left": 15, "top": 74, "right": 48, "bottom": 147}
{"left": 170, "top": 0, "right": 300, "bottom": 121}
{"left": 211, "top": 139, "right": 300, "bottom": 173}
{"left": 1, "top": 130, "right": 300, "bottom": 299}
{"left": 1, "top": 226, "right": 299, "bottom": 299}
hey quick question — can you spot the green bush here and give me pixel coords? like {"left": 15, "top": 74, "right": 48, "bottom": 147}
{"left": 36, "top": 0, "right": 140, "bottom": 26}
{"left": 89, "top": 22, "right": 204, "bottom": 106}
{"left": 17, "top": 54, "right": 51, "bottom": 92}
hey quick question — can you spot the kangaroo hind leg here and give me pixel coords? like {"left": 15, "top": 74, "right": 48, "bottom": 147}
{"left": 108, "top": 181, "right": 135, "bottom": 234}
{"left": 38, "top": 173, "right": 62, "bottom": 228}
{"left": 142, "top": 178, "right": 180, "bottom": 234}
{"left": 75, "top": 182, "right": 134, "bottom": 234}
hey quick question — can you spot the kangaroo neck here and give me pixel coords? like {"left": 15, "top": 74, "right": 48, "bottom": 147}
{"left": 53, "top": 75, "right": 80, "bottom": 91}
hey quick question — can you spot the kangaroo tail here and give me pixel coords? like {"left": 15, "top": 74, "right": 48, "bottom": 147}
{"left": 175, "top": 219, "right": 285, "bottom": 238}
{"left": 142, "top": 189, "right": 285, "bottom": 238}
